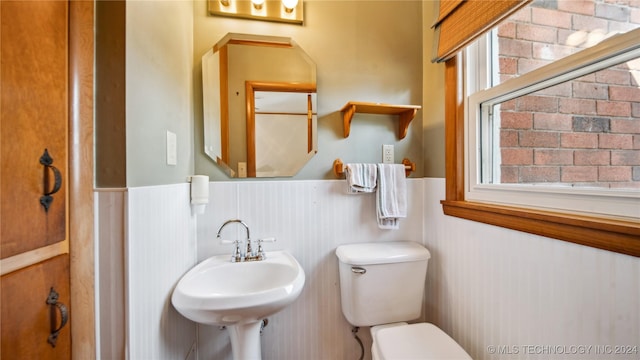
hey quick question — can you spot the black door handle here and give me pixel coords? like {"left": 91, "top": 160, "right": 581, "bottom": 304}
{"left": 39, "top": 149, "right": 62, "bottom": 212}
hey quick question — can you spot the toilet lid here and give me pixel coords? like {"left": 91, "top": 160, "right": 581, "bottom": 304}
{"left": 375, "top": 323, "right": 472, "bottom": 360}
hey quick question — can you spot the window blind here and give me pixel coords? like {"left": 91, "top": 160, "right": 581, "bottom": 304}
{"left": 432, "top": 0, "right": 530, "bottom": 62}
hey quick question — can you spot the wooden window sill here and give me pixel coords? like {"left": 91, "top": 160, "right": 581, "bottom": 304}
{"left": 441, "top": 200, "right": 640, "bottom": 257}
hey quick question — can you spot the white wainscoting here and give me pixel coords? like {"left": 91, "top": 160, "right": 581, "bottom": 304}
{"left": 196, "top": 179, "right": 425, "bottom": 360}
{"left": 423, "top": 178, "right": 640, "bottom": 360}
{"left": 96, "top": 179, "right": 639, "bottom": 360}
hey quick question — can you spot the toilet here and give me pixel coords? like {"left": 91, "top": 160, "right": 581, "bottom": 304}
{"left": 336, "top": 241, "right": 472, "bottom": 360}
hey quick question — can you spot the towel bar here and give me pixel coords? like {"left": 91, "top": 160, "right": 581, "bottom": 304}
{"left": 332, "top": 158, "right": 416, "bottom": 178}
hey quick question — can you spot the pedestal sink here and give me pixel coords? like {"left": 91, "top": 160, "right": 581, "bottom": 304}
{"left": 171, "top": 250, "right": 305, "bottom": 359}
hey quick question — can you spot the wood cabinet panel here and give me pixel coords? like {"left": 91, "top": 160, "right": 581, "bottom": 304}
{"left": 1, "top": 254, "right": 71, "bottom": 359}
{"left": 1, "top": 1, "right": 68, "bottom": 258}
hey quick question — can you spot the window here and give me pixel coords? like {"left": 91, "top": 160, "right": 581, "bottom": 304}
{"left": 442, "top": 0, "right": 640, "bottom": 256}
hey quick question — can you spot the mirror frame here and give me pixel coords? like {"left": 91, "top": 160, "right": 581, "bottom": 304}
{"left": 202, "top": 33, "right": 317, "bottom": 178}
{"left": 245, "top": 81, "right": 317, "bottom": 177}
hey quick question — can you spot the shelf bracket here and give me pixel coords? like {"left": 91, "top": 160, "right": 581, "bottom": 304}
{"left": 342, "top": 104, "right": 356, "bottom": 137}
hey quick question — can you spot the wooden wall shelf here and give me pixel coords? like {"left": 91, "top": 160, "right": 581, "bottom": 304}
{"left": 340, "top": 101, "right": 421, "bottom": 139}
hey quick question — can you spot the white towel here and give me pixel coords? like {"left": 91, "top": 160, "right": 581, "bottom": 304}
{"left": 376, "top": 164, "right": 407, "bottom": 229}
{"left": 345, "top": 163, "right": 377, "bottom": 194}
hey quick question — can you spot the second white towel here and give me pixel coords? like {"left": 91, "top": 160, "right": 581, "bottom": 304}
{"left": 376, "top": 164, "right": 407, "bottom": 229}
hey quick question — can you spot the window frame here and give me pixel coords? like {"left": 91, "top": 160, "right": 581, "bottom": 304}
{"left": 466, "top": 29, "right": 640, "bottom": 219}
{"left": 441, "top": 53, "right": 640, "bottom": 257}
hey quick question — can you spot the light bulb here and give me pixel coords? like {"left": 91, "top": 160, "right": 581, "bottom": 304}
{"left": 252, "top": 0, "right": 265, "bottom": 10}
{"left": 282, "top": 0, "right": 298, "bottom": 12}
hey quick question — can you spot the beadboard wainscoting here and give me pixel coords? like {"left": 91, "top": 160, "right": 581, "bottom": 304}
{"left": 196, "top": 179, "right": 425, "bottom": 360}
{"left": 95, "top": 179, "right": 639, "bottom": 360}
{"left": 423, "top": 178, "right": 640, "bottom": 360}
{"left": 96, "top": 185, "right": 198, "bottom": 360}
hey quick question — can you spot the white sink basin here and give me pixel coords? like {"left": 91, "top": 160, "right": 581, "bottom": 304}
{"left": 171, "top": 250, "right": 305, "bottom": 360}
{"left": 172, "top": 250, "right": 305, "bottom": 326}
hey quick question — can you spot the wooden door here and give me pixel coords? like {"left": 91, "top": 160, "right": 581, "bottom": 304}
{"left": 1, "top": 1, "right": 72, "bottom": 358}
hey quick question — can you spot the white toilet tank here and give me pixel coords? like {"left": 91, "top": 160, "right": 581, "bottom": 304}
{"left": 335, "top": 241, "right": 431, "bottom": 327}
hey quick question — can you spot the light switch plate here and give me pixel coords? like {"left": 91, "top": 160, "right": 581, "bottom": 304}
{"left": 382, "top": 144, "right": 394, "bottom": 164}
{"left": 167, "top": 131, "right": 177, "bottom": 165}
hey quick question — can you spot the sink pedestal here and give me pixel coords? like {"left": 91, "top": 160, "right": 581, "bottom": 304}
{"left": 228, "top": 321, "right": 263, "bottom": 360}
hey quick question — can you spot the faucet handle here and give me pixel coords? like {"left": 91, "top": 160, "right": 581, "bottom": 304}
{"left": 220, "top": 239, "right": 243, "bottom": 262}
{"left": 255, "top": 237, "right": 276, "bottom": 260}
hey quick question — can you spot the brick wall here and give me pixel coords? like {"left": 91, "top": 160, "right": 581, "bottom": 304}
{"left": 497, "top": 0, "right": 640, "bottom": 188}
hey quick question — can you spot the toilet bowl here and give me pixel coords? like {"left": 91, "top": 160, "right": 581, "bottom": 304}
{"left": 371, "top": 322, "right": 471, "bottom": 360}
{"left": 335, "top": 242, "right": 472, "bottom": 360}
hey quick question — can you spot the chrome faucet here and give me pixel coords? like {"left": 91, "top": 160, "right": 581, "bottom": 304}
{"left": 216, "top": 219, "right": 264, "bottom": 262}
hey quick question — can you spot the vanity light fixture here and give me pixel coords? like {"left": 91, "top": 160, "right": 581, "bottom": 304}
{"left": 208, "top": 0, "right": 303, "bottom": 24}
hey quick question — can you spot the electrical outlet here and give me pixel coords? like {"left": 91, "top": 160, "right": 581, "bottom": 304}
{"left": 238, "top": 162, "right": 247, "bottom": 178}
{"left": 382, "top": 144, "right": 394, "bottom": 164}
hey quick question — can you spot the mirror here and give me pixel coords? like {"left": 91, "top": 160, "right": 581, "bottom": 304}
{"left": 202, "top": 33, "right": 317, "bottom": 177}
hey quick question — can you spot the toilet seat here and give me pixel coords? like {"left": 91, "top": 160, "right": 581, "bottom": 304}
{"left": 372, "top": 323, "right": 472, "bottom": 360}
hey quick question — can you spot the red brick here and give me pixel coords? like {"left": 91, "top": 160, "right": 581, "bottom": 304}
{"left": 632, "top": 103, "right": 640, "bottom": 118}
{"left": 532, "top": 43, "right": 575, "bottom": 61}
{"left": 508, "top": 6, "right": 531, "bottom": 22}
{"left": 559, "top": 98, "right": 596, "bottom": 114}
{"left": 501, "top": 111, "right": 533, "bottom": 129}
{"left": 537, "top": 82, "right": 572, "bottom": 97}
{"left": 519, "top": 130, "right": 560, "bottom": 147}
{"left": 500, "top": 166, "right": 519, "bottom": 183}
{"left": 572, "top": 14, "right": 609, "bottom": 31}
{"left": 517, "top": 23, "right": 558, "bottom": 43}
{"left": 609, "top": 85, "right": 640, "bottom": 101}
{"left": 498, "top": 37, "right": 532, "bottom": 58}
{"left": 501, "top": 130, "right": 519, "bottom": 147}
{"left": 561, "top": 133, "right": 598, "bottom": 148}
{"left": 574, "top": 150, "right": 611, "bottom": 165}
{"left": 634, "top": 135, "right": 640, "bottom": 149}
{"left": 595, "top": 69, "right": 631, "bottom": 85}
{"left": 573, "top": 82, "right": 609, "bottom": 100}
{"left": 561, "top": 166, "right": 598, "bottom": 182}
{"left": 518, "top": 58, "right": 552, "bottom": 74}
{"left": 501, "top": 99, "right": 517, "bottom": 111}
{"left": 534, "top": 113, "right": 573, "bottom": 131}
{"left": 558, "top": 29, "right": 588, "bottom": 47}
{"left": 498, "top": 21, "right": 516, "bottom": 38}
{"left": 575, "top": 73, "right": 596, "bottom": 83}
{"left": 599, "top": 134, "right": 634, "bottom": 149}
{"left": 517, "top": 95, "right": 558, "bottom": 112}
{"left": 501, "top": 148, "right": 533, "bottom": 165}
{"left": 611, "top": 119, "right": 640, "bottom": 133}
{"left": 500, "top": 57, "right": 517, "bottom": 75}
{"left": 599, "top": 166, "right": 632, "bottom": 181}
{"left": 596, "top": 100, "right": 631, "bottom": 117}
{"left": 535, "top": 149, "right": 574, "bottom": 165}
{"left": 532, "top": 7, "right": 572, "bottom": 28}
{"left": 520, "top": 166, "right": 560, "bottom": 182}
{"left": 558, "top": 1, "right": 595, "bottom": 16}
{"left": 612, "top": 150, "right": 640, "bottom": 165}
